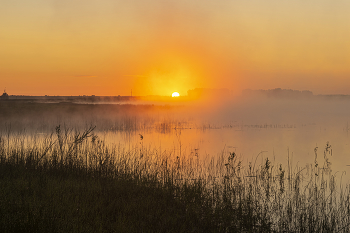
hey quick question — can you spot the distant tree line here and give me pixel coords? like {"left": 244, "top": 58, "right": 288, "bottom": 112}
{"left": 242, "top": 88, "right": 313, "bottom": 99}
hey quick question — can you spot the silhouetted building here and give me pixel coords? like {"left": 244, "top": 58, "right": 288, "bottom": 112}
{"left": 0, "top": 89, "right": 9, "bottom": 100}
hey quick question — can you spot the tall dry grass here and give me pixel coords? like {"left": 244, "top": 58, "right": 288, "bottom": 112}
{"left": 1, "top": 126, "right": 350, "bottom": 232}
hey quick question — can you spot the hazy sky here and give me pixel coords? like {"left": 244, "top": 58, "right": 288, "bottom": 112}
{"left": 1, "top": 0, "right": 350, "bottom": 96}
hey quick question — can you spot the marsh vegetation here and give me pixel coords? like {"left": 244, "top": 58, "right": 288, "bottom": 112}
{"left": 1, "top": 100, "right": 350, "bottom": 232}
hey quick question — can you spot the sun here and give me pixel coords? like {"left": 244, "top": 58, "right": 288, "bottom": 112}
{"left": 172, "top": 92, "right": 180, "bottom": 97}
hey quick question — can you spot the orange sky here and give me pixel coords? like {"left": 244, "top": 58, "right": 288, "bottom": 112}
{"left": 1, "top": 0, "right": 350, "bottom": 96}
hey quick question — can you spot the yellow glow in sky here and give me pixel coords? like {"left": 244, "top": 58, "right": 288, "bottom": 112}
{"left": 1, "top": 0, "right": 350, "bottom": 96}
{"left": 172, "top": 92, "right": 180, "bottom": 97}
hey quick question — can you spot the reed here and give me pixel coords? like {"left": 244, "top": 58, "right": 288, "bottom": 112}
{"left": 1, "top": 126, "right": 350, "bottom": 232}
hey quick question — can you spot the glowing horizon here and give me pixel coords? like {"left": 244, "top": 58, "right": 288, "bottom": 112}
{"left": 172, "top": 92, "right": 180, "bottom": 97}
{"left": 1, "top": 0, "right": 350, "bottom": 96}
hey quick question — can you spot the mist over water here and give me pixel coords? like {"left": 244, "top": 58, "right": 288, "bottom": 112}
{"left": 2, "top": 91, "right": 350, "bottom": 181}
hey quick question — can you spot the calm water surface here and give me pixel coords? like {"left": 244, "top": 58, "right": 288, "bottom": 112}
{"left": 100, "top": 121, "right": 350, "bottom": 181}
{"left": 3, "top": 98, "right": 350, "bottom": 181}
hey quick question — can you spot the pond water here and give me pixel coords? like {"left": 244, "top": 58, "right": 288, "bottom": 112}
{"left": 100, "top": 121, "right": 350, "bottom": 179}
{"left": 2, "top": 97, "right": 350, "bottom": 181}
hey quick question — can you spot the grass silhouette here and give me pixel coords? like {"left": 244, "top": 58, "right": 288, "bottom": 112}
{"left": 1, "top": 126, "right": 350, "bottom": 232}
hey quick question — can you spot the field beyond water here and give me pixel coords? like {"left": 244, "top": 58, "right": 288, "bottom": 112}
{"left": 1, "top": 100, "right": 350, "bottom": 232}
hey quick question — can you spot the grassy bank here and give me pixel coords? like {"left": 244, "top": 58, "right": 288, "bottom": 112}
{"left": 0, "top": 101, "right": 186, "bottom": 134}
{"left": 1, "top": 126, "right": 350, "bottom": 232}
{"left": 0, "top": 163, "right": 205, "bottom": 232}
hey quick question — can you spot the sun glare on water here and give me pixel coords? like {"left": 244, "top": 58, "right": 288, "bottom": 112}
{"left": 172, "top": 92, "right": 180, "bottom": 97}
